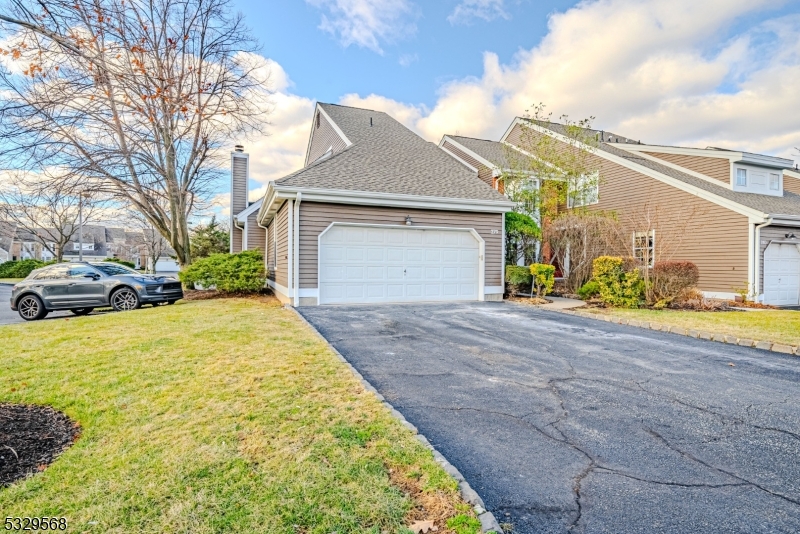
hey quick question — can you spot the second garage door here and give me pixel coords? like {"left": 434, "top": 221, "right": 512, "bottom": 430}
{"left": 319, "top": 224, "right": 481, "bottom": 305}
{"left": 763, "top": 242, "right": 800, "bottom": 306}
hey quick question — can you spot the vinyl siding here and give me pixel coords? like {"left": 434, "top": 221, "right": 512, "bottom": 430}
{"left": 782, "top": 174, "right": 800, "bottom": 196}
{"left": 274, "top": 202, "right": 290, "bottom": 288}
{"left": 230, "top": 154, "right": 248, "bottom": 253}
{"left": 643, "top": 152, "right": 731, "bottom": 184}
{"left": 297, "top": 202, "right": 504, "bottom": 289}
{"left": 441, "top": 141, "right": 495, "bottom": 188}
{"left": 758, "top": 225, "right": 800, "bottom": 292}
{"left": 507, "top": 124, "right": 750, "bottom": 293}
{"left": 246, "top": 212, "right": 265, "bottom": 253}
{"left": 307, "top": 111, "right": 348, "bottom": 166}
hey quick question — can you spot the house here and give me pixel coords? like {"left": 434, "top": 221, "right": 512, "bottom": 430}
{"left": 230, "top": 103, "right": 514, "bottom": 306}
{"left": 440, "top": 119, "right": 800, "bottom": 306}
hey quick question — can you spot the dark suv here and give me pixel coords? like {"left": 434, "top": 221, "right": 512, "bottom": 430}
{"left": 9, "top": 262, "right": 183, "bottom": 321}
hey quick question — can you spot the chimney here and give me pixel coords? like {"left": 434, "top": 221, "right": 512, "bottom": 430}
{"left": 230, "top": 146, "right": 249, "bottom": 253}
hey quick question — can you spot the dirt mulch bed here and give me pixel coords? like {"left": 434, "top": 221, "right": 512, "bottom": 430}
{"left": 508, "top": 296, "right": 553, "bottom": 306}
{"left": 0, "top": 404, "right": 80, "bottom": 486}
{"left": 182, "top": 289, "right": 279, "bottom": 304}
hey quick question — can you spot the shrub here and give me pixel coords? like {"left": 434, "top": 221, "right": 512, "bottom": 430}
{"left": 530, "top": 263, "right": 555, "bottom": 298}
{"left": 0, "top": 259, "right": 51, "bottom": 279}
{"left": 651, "top": 261, "right": 700, "bottom": 304}
{"left": 179, "top": 251, "right": 267, "bottom": 293}
{"left": 592, "top": 256, "right": 644, "bottom": 308}
{"left": 577, "top": 280, "right": 601, "bottom": 300}
{"left": 101, "top": 257, "right": 137, "bottom": 269}
{"left": 505, "top": 265, "right": 532, "bottom": 297}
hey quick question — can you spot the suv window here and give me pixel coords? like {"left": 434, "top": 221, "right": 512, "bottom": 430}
{"left": 37, "top": 265, "right": 71, "bottom": 280}
{"left": 67, "top": 265, "right": 101, "bottom": 279}
{"left": 93, "top": 263, "right": 137, "bottom": 276}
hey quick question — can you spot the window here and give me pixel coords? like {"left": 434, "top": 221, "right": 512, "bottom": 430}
{"left": 67, "top": 265, "right": 101, "bottom": 279}
{"left": 568, "top": 172, "right": 600, "bottom": 208}
{"left": 633, "top": 230, "right": 655, "bottom": 268}
{"left": 73, "top": 242, "right": 94, "bottom": 251}
{"left": 736, "top": 168, "right": 747, "bottom": 186}
{"left": 38, "top": 265, "right": 70, "bottom": 280}
{"left": 770, "top": 173, "right": 780, "bottom": 191}
{"left": 93, "top": 263, "right": 136, "bottom": 276}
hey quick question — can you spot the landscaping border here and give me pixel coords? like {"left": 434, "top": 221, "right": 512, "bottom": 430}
{"left": 552, "top": 307, "right": 799, "bottom": 356}
{"left": 289, "top": 306, "right": 502, "bottom": 533}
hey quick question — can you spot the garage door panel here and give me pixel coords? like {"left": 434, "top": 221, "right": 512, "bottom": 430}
{"left": 319, "top": 226, "right": 481, "bottom": 305}
{"left": 764, "top": 243, "right": 800, "bottom": 306}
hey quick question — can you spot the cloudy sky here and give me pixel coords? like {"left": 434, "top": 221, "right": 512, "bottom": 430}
{"left": 232, "top": 0, "right": 800, "bottom": 201}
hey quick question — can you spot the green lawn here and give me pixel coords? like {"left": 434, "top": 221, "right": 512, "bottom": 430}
{"left": 0, "top": 278, "right": 23, "bottom": 284}
{"left": 0, "top": 298, "right": 479, "bottom": 533}
{"left": 585, "top": 307, "right": 800, "bottom": 347}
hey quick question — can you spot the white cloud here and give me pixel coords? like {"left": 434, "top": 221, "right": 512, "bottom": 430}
{"left": 448, "top": 0, "right": 509, "bottom": 25}
{"left": 399, "top": 53, "right": 419, "bottom": 67}
{"left": 339, "top": 93, "right": 425, "bottom": 131}
{"left": 211, "top": 56, "right": 315, "bottom": 210}
{"left": 344, "top": 0, "right": 800, "bottom": 165}
{"left": 306, "top": 0, "right": 416, "bottom": 54}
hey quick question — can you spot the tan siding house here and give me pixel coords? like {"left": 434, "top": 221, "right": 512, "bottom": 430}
{"left": 643, "top": 152, "right": 731, "bottom": 184}
{"left": 232, "top": 103, "right": 513, "bottom": 306}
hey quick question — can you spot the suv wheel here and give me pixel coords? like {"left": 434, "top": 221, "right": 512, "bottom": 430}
{"left": 18, "top": 295, "right": 48, "bottom": 321}
{"left": 110, "top": 288, "right": 141, "bottom": 312}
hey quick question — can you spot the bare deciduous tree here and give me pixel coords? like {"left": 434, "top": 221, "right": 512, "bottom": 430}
{"left": 0, "top": 0, "right": 270, "bottom": 266}
{"left": 0, "top": 172, "right": 104, "bottom": 261}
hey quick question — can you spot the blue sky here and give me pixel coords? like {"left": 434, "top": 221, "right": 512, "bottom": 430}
{"left": 227, "top": 0, "right": 800, "bottom": 202}
{"left": 231, "top": 0, "right": 576, "bottom": 107}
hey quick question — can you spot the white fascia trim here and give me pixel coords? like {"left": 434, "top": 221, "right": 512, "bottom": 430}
{"left": 317, "top": 222, "right": 486, "bottom": 304}
{"left": 303, "top": 104, "right": 353, "bottom": 167}
{"left": 439, "top": 141, "right": 479, "bottom": 173}
{"left": 616, "top": 144, "right": 739, "bottom": 160}
{"left": 485, "top": 285, "right": 504, "bottom": 295}
{"left": 440, "top": 136, "right": 497, "bottom": 171}
{"left": 271, "top": 186, "right": 515, "bottom": 214}
{"left": 235, "top": 197, "right": 264, "bottom": 224}
{"left": 784, "top": 168, "right": 800, "bottom": 180}
{"left": 739, "top": 152, "right": 795, "bottom": 169}
{"left": 521, "top": 121, "right": 768, "bottom": 221}
{"left": 618, "top": 149, "right": 733, "bottom": 190}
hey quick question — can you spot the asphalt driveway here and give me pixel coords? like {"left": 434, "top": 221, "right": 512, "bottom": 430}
{"left": 298, "top": 302, "right": 800, "bottom": 534}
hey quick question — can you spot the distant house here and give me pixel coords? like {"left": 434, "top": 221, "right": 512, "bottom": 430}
{"left": 439, "top": 119, "right": 800, "bottom": 306}
{"left": 0, "top": 247, "right": 8, "bottom": 264}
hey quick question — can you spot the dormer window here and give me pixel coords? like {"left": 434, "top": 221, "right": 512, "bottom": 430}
{"left": 736, "top": 168, "right": 747, "bottom": 186}
{"left": 770, "top": 173, "right": 780, "bottom": 191}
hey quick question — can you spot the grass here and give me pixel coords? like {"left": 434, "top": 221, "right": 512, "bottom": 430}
{"left": 585, "top": 307, "right": 800, "bottom": 346}
{"left": 0, "top": 278, "right": 23, "bottom": 284}
{"left": 0, "top": 297, "right": 478, "bottom": 533}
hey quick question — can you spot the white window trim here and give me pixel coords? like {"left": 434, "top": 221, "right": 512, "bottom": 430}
{"left": 736, "top": 168, "right": 747, "bottom": 187}
{"left": 633, "top": 230, "right": 656, "bottom": 268}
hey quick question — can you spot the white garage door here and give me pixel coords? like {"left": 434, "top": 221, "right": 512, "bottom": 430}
{"left": 319, "top": 225, "right": 481, "bottom": 305}
{"left": 763, "top": 243, "right": 800, "bottom": 306}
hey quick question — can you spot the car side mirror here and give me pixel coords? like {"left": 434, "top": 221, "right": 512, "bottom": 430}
{"left": 84, "top": 274, "right": 100, "bottom": 280}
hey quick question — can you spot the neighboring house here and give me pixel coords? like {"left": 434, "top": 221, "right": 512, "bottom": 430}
{"left": 231, "top": 103, "right": 514, "bottom": 306}
{"left": 439, "top": 119, "right": 800, "bottom": 306}
{"left": 0, "top": 247, "right": 8, "bottom": 264}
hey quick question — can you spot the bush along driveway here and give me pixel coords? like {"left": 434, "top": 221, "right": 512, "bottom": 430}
{"left": 299, "top": 302, "right": 800, "bottom": 534}
{"left": 0, "top": 297, "right": 481, "bottom": 533}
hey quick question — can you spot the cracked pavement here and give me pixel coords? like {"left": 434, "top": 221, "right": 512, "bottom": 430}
{"left": 298, "top": 302, "right": 800, "bottom": 533}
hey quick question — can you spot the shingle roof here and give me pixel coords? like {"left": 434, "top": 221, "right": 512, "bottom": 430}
{"left": 446, "top": 136, "right": 512, "bottom": 169}
{"left": 530, "top": 120, "right": 800, "bottom": 218}
{"left": 275, "top": 104, "right": 507, "bottom": 202}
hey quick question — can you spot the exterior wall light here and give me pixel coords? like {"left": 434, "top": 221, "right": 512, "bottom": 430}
{"left": 405, "top": 216, "right": 412, "bottom": 226}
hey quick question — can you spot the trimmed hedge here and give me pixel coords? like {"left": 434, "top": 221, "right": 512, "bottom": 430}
{"left": 179, "top": 251, "right": 267, "bottom": 293}
{"left": 577, "top": 280, "right": 600, "bottom": 300}
{"left": 505, "top": 265, "right": 532, "bottom": 297}
{"left": 530, "top": 263, "right": 555, "bottom": 298}
{"left": 592, "top": 256, "right": 643, "bottom": 308}
{"left": 0, "top": 259, "right": 54, "bottom": 279}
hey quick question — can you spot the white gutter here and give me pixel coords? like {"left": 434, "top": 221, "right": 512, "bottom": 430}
{"left": 293, "top": 192, "right": 302, "bottom": 307}
{"left": 754, "top": 219, "right": 773, "bottom": 299}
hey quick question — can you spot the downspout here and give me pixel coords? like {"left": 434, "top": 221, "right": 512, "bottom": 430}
{"left": 257, "top": 212, "right": 271, "bottom": 283}
{"left": 293, "top": 192, "right": 303, "bottom": 307}
{"left": 754, "top": 218, "right": 772, "bottom": 300}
